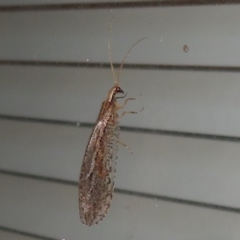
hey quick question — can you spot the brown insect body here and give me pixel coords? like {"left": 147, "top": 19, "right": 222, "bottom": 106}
{"left": 79, "top": 84, "right": 124, "bottom": 226}
{"left": 79, "top": 22, "right": 146, "bottom": 226}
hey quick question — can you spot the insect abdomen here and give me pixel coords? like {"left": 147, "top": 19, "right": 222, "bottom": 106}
{"left": 79, "top": 108, "right": 119, "bottom": 226}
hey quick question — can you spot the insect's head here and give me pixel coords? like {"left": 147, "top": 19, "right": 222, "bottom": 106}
{"left": 107, "top": 85, "right": 124, "bottom": 103}
{"left": 115, "top": 86, "right": 124, "bottom": 95}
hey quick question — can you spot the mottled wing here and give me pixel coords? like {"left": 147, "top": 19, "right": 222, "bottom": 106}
{"left": 79, "top": 119, "right": 119, "bottom": 226}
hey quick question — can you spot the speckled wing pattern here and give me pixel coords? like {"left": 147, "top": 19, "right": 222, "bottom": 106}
{"left": 79, "top": 118, "right": 119, "bottom": 226}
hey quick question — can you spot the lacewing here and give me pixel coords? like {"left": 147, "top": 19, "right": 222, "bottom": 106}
{"left": 79, "top": 23, "right": 146, "bottom": 226}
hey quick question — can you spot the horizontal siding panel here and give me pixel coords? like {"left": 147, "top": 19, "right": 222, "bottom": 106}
{"left": 1, "top": 65, "right": 240, "bottom": 136}
{"left": 0, "top": 230, "right": 38, "bottom": 240}
{"left": 1, "top": 174, "right": 240, "bottom": 240}
{"left": 1, "top": 119, "right": 240, "bottom": 208}
{"left": 0, "top": 6, "right": 240, "bottom": 66}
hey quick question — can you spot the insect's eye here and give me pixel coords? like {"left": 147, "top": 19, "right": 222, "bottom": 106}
{"left": 116, "top": 87, "right": 124, "bottom": 94}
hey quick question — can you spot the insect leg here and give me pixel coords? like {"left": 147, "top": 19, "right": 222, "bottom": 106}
{"left": 117, "top": 140, "right": 133, "bottom": 154}
{"left": 109, "top": 129, "right": 133, "bottom": 154}
{"left": 111, "top": 131, "right": 132, "bottom": 154}
{"left": 118, "top": 93, "right": 142, "bottom": 109}
{"left": 119, "top": 107, "right": 144, "bottom": 120}
{"left": 120, "top": 97, "right": 135, "bottom": 109}
{"left": 116, "top": 92, "right": 128, "bottom": 99}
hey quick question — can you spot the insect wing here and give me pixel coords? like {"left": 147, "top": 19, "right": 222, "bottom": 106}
{"left": 79, "top": 120, "right": 119, "bottom": 226}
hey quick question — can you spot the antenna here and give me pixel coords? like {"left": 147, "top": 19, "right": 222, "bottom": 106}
{"left": 108, "top": 18, "right": 118, "bottom": 84}
{"left": 118, "top": 37, "right": 148, "bottom": 80}
{"left": 108, "top": 18, "right": 148, "bottom": 84}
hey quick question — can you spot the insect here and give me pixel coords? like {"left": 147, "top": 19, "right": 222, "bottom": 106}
{"left": 79, "top": 23, "right": 147, "bottom": 226}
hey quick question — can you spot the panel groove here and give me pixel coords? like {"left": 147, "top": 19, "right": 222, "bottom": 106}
{"left": 0, "top": 226, "right": 57, "bottom": 240}
{"left": 1, "top": 114, "right": 240, "bottom": 143}
{"left": 2, "top": 60, "right": 240, "bottom": 72}
{"left": 0, "top": 0, "right": 239, "bottom": 12}
{"left": 2, "top": 170, "right": 240, "bottom": 214}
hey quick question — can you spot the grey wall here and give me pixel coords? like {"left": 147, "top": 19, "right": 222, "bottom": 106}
{"left": 1, "top": 1, "right": 240, "bottom": 240}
